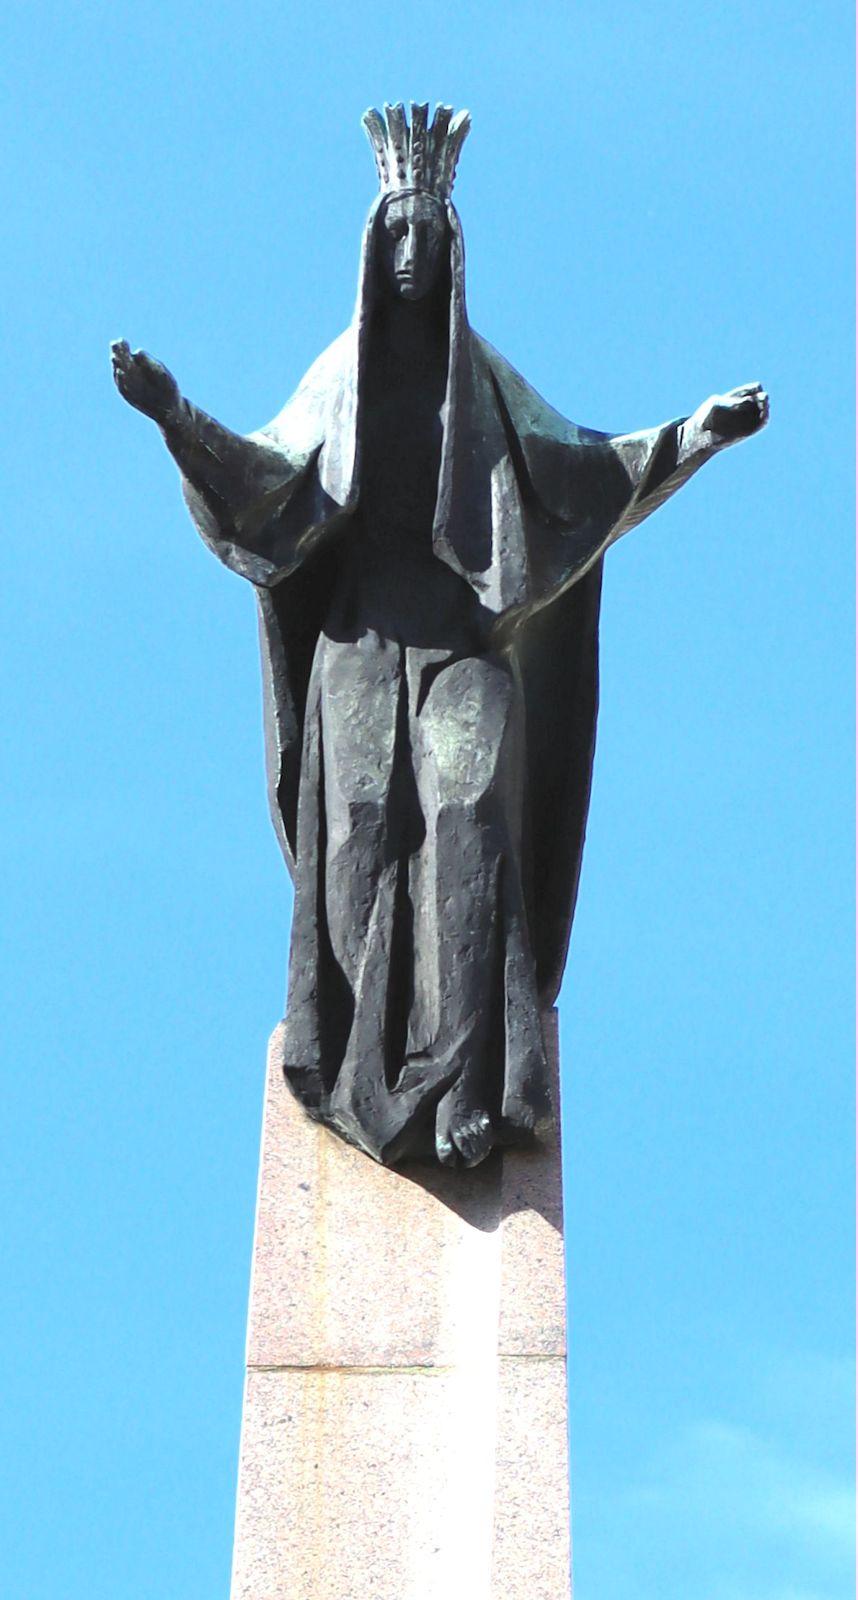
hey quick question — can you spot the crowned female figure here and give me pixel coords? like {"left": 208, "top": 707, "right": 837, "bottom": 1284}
{"left": 112, "top": 102, "right": 767, "bottom": 1167}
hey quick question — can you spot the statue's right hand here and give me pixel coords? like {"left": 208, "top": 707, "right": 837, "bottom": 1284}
{"left": 110, "top": 340, "right": 181, "bottom": 424}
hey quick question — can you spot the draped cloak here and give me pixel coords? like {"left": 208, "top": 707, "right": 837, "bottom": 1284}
{"left": 177, "top": 197, "right": 708, "bottom": 1163}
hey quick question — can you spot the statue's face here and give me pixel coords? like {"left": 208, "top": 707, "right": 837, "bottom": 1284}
{"left": 378, "top": 192, "right": 448, "bottom": 302}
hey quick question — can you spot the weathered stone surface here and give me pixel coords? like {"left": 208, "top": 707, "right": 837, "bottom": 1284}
{"left": 492, "top": 1357, "right": 572, "bottom": 1599}
{"left": 230, "top": 1018, "right": 571, "bottom": 1599}
{"left": 247, "top": 1031, "right": 502, "bottom": 1371}
{"left": 498, "top": 1009, "right": 567, "bottom": 1358}
{"left": 233, "top": 1367, "right": 506, "bottom": 1600}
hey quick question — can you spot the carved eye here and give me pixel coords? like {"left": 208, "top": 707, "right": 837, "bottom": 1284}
{"left": 388, "top": 220, "right": 407, "bottom": 242}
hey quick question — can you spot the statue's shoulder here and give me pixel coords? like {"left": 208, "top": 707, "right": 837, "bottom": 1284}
{"left": 472, "top": 333, "right": 613, "bottom": 448}
{"left": 253, "top": 330, "right": 352, "bottom": 454}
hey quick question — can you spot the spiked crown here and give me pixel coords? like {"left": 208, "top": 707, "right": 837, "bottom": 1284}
{"left": 362, "top": 101, "right": 471, "bottom": 201}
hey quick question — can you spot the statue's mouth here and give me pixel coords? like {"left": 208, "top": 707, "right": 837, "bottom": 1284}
{"left": 395, "top": 274, "right": 422, "bottom": 299}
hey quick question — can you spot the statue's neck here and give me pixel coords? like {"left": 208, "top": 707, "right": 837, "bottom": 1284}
{"left": 374, "top": 294, "right": 449, "bottom": 368}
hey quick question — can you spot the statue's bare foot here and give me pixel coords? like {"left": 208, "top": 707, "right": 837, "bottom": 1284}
{"left": 436, "top": 1104, "right": 493, "bottom": 1167}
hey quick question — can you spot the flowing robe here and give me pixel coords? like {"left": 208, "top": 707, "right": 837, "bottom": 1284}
{"left": 166, "top": 199, "right": 722, "bottom": 1164}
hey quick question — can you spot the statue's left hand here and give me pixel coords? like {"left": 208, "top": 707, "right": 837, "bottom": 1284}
{"left": 110, "top": 340, "right": 182, "bottom": 425}
{"left": 699, "top": 382, "right": 769, "bottom": 442}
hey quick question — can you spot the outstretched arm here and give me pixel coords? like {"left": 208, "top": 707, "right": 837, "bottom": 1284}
{"left": 110, "top": 341, "right": 293, "bottom": 519}
{"left": 609, "top": 381, "right": 769, "bottom": 540}
{"left": 109, "top": 341, "right": 334, "bottom": 585}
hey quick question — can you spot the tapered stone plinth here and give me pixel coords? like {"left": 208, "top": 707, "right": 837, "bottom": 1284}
{"left": 230, "top": 1015, "right": 571, "bottom": 1600}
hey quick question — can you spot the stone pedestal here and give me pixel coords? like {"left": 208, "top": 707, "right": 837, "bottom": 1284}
{"left": 230, "top": 1015, "right": 571, "bottom": 1600}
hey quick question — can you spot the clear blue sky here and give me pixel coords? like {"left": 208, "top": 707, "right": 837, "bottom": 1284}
{"left": 1, "top": 4, "right": 853, "bottom": 1597}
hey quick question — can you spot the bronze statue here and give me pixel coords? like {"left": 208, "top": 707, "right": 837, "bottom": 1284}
{"left": 112, "top": 102, "right": 768, "bottom": 1168}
